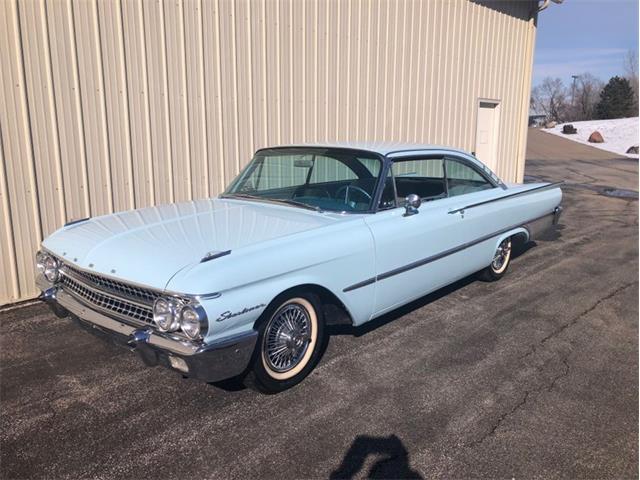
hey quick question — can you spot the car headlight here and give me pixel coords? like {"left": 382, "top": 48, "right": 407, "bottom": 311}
{"left": 152, "top": 298, "right": 181, "bottom": 332}
{"left": 36, "top": 251, "right": 60, "bottom": 283}
{"left": 180, "top": 304, "right": 206, "bottom": 340}
{"left": 36, "top": 251, "right": 46, "bottom": 274}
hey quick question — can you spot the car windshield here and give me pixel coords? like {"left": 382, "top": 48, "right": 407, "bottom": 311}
{"left": 222, "top": 148, "right": 383, "bottom": 212}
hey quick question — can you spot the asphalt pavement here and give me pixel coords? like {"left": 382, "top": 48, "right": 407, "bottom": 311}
{"left": 1, "top": 128, "right": 638, "bottom": 479}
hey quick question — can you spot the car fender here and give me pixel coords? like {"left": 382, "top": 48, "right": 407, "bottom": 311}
{"left": 493, "top": 227, "right": 529, "bottom": 253}
{"left": 183, "top": 219, "right": 377, "bottom": 343}
{"left": 198, "top": 269, "right": 373, "bottom": 342}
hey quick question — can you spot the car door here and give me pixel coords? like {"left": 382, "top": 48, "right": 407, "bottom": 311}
{"left": 363, "top": 153, "right": 503, "bottom": 316}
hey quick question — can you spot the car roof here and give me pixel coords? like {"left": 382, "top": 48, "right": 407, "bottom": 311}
{"left": 254, "top": 142, "right": 506, "bottom": 187}
{"left": 260, "top": 141, "right": 470, "bottom": 157}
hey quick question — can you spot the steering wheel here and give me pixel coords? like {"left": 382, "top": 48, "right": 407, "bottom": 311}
{"left": 335, "top": 184, "right": 372, "bottom": 206}
{"left": 292, "top": 186, "right": 331, "bottom": 199}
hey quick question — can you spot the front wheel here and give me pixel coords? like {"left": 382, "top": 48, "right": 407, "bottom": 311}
{"left": 479, "top": 237, "right": 512, "bottom": 281}
{"left": 246, "top": 293, "right": 327, "bottom": 393}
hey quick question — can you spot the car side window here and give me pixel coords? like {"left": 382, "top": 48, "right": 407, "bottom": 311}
{"left": 391, "top": 157, "right": 446, "bottom": 201}
{"left": 445, "top": 158, "right": 494, "bottom": 197}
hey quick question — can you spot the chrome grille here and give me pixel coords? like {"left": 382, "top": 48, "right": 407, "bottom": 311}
{"left": 61, "top": 264, "right": 159, "bottom": 305}
{"left": 61, "top": 274, "right": 154, "bottom": 324}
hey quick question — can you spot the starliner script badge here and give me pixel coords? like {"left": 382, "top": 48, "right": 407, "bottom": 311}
{"left": 215, "top": 304, "right": 266, "bottom": 322}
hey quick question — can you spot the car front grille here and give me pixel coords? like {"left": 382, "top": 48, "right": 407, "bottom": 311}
{"left": 61, "top": 274, "right": 154, "bottom": 324}
{"left": 62, "top": 263, "right": 159, "bottom": 305}
{"left": 59, "top": 264, "right": 161, "bottom": 326}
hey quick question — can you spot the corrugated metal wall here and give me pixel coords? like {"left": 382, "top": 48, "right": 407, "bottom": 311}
{"left": 0, "top": 0, "right": 537, "bottom": 305}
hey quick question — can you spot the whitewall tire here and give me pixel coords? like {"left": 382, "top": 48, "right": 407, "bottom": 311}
{"left": 246, "top": 293, "right": 326, "bottom": 393}
{"left": 479, "top": 237, "right": 512, "bottom": 281}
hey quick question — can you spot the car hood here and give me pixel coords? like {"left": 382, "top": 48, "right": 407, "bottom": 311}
{"left": 42, "top": 198, "right": 340, "bottom": 290}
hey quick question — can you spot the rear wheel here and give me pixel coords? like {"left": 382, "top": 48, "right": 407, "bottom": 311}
{"left": 479, "top": 237, "right": 512, "bottom": 281}
{"left": 246, "top": 293, "right": 326, "bottom": 393}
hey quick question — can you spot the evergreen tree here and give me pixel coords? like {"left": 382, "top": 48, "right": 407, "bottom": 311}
{"left": 595, "top": 76, "right": 635, "bottom": 119}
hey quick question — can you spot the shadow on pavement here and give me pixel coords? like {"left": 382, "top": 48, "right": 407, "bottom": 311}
{"left": 329, "top": 434, "right": 423, "bottom": 479}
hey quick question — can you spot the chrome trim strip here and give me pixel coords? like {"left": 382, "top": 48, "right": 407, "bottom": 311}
{"left": 190, "top": 291, "right": 222, "bottom": 301}
{"left": 200, "top": 249, "right": 231, "bottom": 263}
{"left": 384, "top": 147, "right": 467, "bottom": 157}
{"left": 343, "top": 277, "right": 376, "bottom": 293}
{"left": 448, "top": 182, "right": 563, "bottom": 215}
{"left": 342, "top": 210, "right": 558, "bottom": 292}
{"left": 64, "top": 217, "right": 90, "bottom": 227}
{"left": 198, "top": 330, "right": 259, "bottom": 352}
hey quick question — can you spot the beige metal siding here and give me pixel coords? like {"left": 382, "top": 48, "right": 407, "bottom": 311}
{"left": 0, "top": 0, "right": 537, "bottom": 304}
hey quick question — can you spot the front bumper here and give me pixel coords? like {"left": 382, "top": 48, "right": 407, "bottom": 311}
{"left": 39, "top": 283, "right": 257, "bottom": 383}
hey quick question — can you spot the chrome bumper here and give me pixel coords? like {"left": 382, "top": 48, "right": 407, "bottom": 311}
{"left": 39, "top": 284, "right": 257, "bottom": 383}
{"left": 553, "top": 205, "right": 563, "bottom": 225}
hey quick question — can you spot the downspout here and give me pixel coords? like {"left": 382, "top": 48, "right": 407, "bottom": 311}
{"left": 515, "top": 0, "right": 562, "bottom": 182}
{"left": 538, "top": 0, "right": 551, "bottom": 12}
{"left": 538, "top": 0, "right": 564, "bottom": 12}
{"left": 515, "top": 3, "right": 540, "bottom": 183}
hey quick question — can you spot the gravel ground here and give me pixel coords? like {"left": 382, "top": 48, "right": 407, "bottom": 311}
{"left": 1, "top": 129, "right": 637, "bottom": 479}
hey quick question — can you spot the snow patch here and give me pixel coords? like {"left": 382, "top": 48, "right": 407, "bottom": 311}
{"left": 544, "top": 117, "right": 639, "bottom": 158}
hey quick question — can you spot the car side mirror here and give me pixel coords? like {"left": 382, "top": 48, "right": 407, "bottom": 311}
{"left": 404, "top": 194, "right": 421, "bottom": 216}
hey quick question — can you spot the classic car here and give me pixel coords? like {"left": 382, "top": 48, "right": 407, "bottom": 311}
{"left": 36, "top": 143, "right": 562, "bottom": 393}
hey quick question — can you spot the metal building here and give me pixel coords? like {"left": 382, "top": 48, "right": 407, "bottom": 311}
{"left": 1, "top": 0, "right": 540, "bottom": 304}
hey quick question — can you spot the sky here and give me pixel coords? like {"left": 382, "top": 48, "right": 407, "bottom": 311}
{"left": 533, "top": 0, "right": 639, "bottom": 87}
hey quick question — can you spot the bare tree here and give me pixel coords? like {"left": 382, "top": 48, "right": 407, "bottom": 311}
{"left": 572, "top": 73, "right": 604, "bottom": 121}
{"left": 531, "top": 77, "right": 569, "bottom": 122}
{"left": 623, "top": 50, "right": 639, "bottom": 111}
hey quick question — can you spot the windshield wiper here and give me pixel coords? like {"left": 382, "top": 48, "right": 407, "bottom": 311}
{"left": 220, "top": 193, "right": 261, "bottom": 200}
{"left": 276, "top": 198, "right": 323, "bottom": 212}
{"left": 221, "top": 193, "right": 323, "bottom": 212}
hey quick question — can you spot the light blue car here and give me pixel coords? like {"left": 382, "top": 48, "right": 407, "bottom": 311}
{"left": 36, "top": 143, "right": 562, "bottom": 393}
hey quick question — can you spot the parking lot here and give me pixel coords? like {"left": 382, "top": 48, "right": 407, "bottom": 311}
{"left": 1, "top": 129, "right": 637, "bottom": 479}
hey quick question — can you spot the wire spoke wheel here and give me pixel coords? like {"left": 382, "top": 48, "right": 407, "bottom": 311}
{"left": 250, "top": 294, "right": 324, "bottom": 391}
{"left": 491, "top": 238, "right": 512, "bottom": 273}
{"left": 264, "top": 303, "right": 313, "bottom": 373}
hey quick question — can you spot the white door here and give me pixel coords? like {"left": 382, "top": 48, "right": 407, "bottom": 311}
{"left": 474, "top": 100, "right": 500, "bottom": 171}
